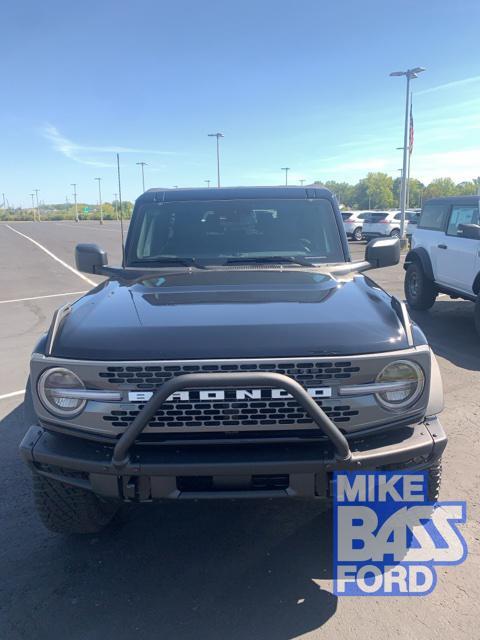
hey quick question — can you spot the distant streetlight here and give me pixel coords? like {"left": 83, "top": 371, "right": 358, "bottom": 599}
{"left": 34, "top": 189, "right": 40, "bottom": 222}
{"left": 71, "top": 183, "right": 79, "bottom": 222}
{"left": 95, "top": 177, "right": 103, "bottom": 225}
{"left": 208, "top": 132, "right": 224, "bottom": 187}
{"left": 299, "top": 179, "right": 305, "bottom": 186}
{"left": 390, "top": 66, "right": 425, "bottom": 245}
{"left": 136, "top": 162, "right": 148, "bottom": 192}
{"left": 29, "top": 193, "right": 35, "bottom": 220}
{"left": 173, "top": 185, "right": 179, "bottom": 189}
{"left": 281, "top": 167, "right": 290, "bottom": 186}
{"left": 204, "top": 179, "right": 211, "bottom": 188}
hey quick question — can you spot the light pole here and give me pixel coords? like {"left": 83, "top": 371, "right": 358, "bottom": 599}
{"left": 299, "top": 179, "right": 305, "bottom": 186}
{"left": 397, "top": 168, "right": 403, "bottom": 208}
{"left": 34, "top": 189, "right": 40, "bottom": 221}
{"left": 29, "top": 193, "right": 35, "bottom": 220}
{"left": 71, "top": 183, "right": 79, "bottom": 222}
{"left": 390, "top": 66, "right": 425, "bottom": 246}
{"left": 281, "top": 167, "right": 290, "bottom": 186}
{"left": 95, "top": 177, "right": 103, "bottom": 225}
{"left": 113, "top": 193, "right": 119, "bottom": 221}
{"left": 136, "top": 162, "right": 148, "bottom": 192}
{"left": 208, "top": 132, "right": 224, "bottom": 187}
{"left": 2, "top": 193, "right": 6, "bottom": 208}
{"left": 204, "top": 180, "right": 211, "bottom": 188}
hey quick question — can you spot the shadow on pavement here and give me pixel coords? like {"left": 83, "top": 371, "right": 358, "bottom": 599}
{"left": 410, "top": 299, "right": 480, "bottom": 371}
{"left": 1, "top": 400, "right": 338, "bottom": 640}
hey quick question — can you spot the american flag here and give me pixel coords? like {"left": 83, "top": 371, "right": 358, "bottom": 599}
{"left": 409, "top": 99, "right": 414, "bottom": 154}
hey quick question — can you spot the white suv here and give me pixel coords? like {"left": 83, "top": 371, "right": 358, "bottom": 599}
{"left": 363, "top": 210, "right": 417, "bottom": 240}
{"left": 341, "top": 210, "right": 369, "bottom": 241}
{"left": 404, "top": 196, "right": 480, "bottom": 334}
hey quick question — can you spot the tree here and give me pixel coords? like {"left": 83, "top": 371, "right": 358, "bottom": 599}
{"left": 354, "top": 172, "right": 394, "bottom": 209}
{"left": 322, "top": 181, "right": 355, "bottom": 207}
{"left": 423, "top": 178, "right": 457, "bottom": 200}
{"left": 456, "top": 180, "right": 478, "bottom": 196}
{"left": 407, "top": 178, "right": 425, "bottom": 208}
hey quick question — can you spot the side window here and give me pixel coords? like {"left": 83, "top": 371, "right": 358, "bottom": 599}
{"left": 394, "top": 213, "right": 401, "bottom": 220}
{"left": 418, "top": 203, "right": 450, "bottom": 231}
{"left": 446, "top": 206, "right": 480, "bottom": 237}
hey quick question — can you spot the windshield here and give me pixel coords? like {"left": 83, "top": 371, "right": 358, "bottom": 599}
{"left": 127, "top": 198, "right": 345, "bottom": 265}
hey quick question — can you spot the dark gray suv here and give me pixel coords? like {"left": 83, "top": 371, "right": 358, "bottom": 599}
{"left": 20, "top": 186, "right": 446, "bottom": 534}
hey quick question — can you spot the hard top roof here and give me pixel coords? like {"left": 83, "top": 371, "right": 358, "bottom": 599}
{"left": 136, "top": 185, "right": 334, "bottom": 203}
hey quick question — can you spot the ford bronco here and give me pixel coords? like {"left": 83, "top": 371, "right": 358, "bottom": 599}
{"left": 20, "top": 186, "right": 446, "bottom": 533}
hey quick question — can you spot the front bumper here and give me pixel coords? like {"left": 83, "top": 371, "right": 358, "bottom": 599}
{"left": 20, "top": 417, "right": 447, "bottom": 501}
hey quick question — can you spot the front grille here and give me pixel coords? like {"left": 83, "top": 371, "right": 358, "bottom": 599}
{"left": 98, "top": 360, "right": 360, "bottom": 388}
{"left": 102, "top": 399, "right": 359, "bottom": 429}
{"left": 98, "top": 358, "right": 362, "bottom": 434}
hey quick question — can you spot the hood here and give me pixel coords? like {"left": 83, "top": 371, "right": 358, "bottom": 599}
{"left": 50, "top": 269, "right": 424, "bottom": 360}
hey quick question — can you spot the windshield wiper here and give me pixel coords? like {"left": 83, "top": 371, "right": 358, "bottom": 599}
{"left": 130, "top": 257, "right": 208, "bottom": 270}
{"left": 224, "top": 256, "right": 317, "bottom": 267}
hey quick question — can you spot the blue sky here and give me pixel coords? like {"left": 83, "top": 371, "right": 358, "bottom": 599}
{"left": 2, "top": 0, "right": 480, "bottom": 207}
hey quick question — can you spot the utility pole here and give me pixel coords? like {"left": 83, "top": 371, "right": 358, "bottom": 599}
{"left": 136, "top": 162, "right": 147, "bottom": 192}
{"left": 71, "top": 183, "right": 79, "bottom": 222}
{"left": 390, "top": 66, "right": 425, "bottom": 247}
{"left": 208, "top": 132, "right": 224, "bottom": 187}
{"left": 281, "top": 167, "right": 290, "bottom": 186}
{"left": 1, "top": 193, "right": 5, "bottom": 209}
{"left": 34, "top": 189, "right": 40, "bottom": 221}
{"left": 95, "top": 177, "right": 103, "bottom": 225}
{"left": 29, "top": 193, "right": 35, "bottom": 220}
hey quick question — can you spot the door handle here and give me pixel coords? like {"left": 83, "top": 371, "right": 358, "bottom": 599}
{"left": 438, "top": 244, "right": 447, "bottom": 249}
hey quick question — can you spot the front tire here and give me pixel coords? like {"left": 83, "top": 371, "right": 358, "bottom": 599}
{"left": 404, "top": 262, "right": 437, "bottom": 310}
{"left": 474, "top": 296, "right": 480, "bottom": 336}
{"left": 33, "top": 473, "right": 118, "bottom": 534}
{"left": 390, "top": 228, "right": 400, "bottom": 238}
{"left": 426, "top": 459, "right": 442, "bottom": 502}
{"left": 353, "top": 227, "right": 363, "bottom": 241}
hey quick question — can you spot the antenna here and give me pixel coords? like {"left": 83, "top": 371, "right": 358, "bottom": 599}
{"left": 116, "top": 153, "right": 125, "bottom": 266}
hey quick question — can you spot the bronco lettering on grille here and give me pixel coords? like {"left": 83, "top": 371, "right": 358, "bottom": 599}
{"left": 128, "top": 387, "right": 332, "bottom": 403}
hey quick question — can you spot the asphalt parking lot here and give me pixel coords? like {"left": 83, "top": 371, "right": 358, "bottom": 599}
{"left": 0, "top": 221, "right": 479, "bottom": 639}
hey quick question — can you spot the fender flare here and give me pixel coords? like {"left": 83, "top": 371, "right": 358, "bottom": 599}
{"left": 403, "top": 247, "right": 434, "bottom": 281}
{"left": 472, "top": 272, "right": 480, "bottom": 296}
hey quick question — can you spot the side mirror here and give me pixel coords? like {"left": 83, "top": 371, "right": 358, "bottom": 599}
{"left": 458, "top": 224, "right": 480, "bottom": 240}
{"left": 365, "top": 237, "right": 400, "bottom": 269}
{"left": 75, "top": 243, "right": 108, "bottom": 274}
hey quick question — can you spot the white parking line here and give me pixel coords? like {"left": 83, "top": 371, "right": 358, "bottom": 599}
{"left": 0, "top": 390, "right": 25, "bottom": 401}
{"left": 0, "top": 291, "right": 87, "bottom": 305}
{"left": 6, "top": 225, "right": 97, "bottom": 287}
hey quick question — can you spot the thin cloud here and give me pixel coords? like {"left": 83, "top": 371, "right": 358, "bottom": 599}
{"left": 42, "top": 124, "right": 178, "bottom": 167}
{"left": 416, "top": 75, "right": 480, "bottom": 96}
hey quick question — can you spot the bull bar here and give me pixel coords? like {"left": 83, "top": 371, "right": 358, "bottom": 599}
{"left": 112, "top": 372, "right": 352, "bottom": 467}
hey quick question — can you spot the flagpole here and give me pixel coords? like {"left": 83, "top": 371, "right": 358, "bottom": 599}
{"left": 406, "top": 94, "right": 413, "bottom": 209}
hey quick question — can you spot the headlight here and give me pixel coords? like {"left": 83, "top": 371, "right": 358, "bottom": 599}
{"left": 375, "top": 360, "right": 424, "bottom": 410}
{"left": 38, "top": 368, "right": 86, "bottom": 417}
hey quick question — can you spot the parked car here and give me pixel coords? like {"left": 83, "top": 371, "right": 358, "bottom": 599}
{"left": 363, "top": 210, "right": 417, "bottom": 240}
{"left": 406, "top": 211, "right": 421, "bottom": 238}
{"left": 404, "top": 195, "right": 480, "bottom": 334}
{"left": 341, "top": 210, "right": 368, "bottom": 241}
{"left": 20, "top": 186, "right": 445, "bottom": 534}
